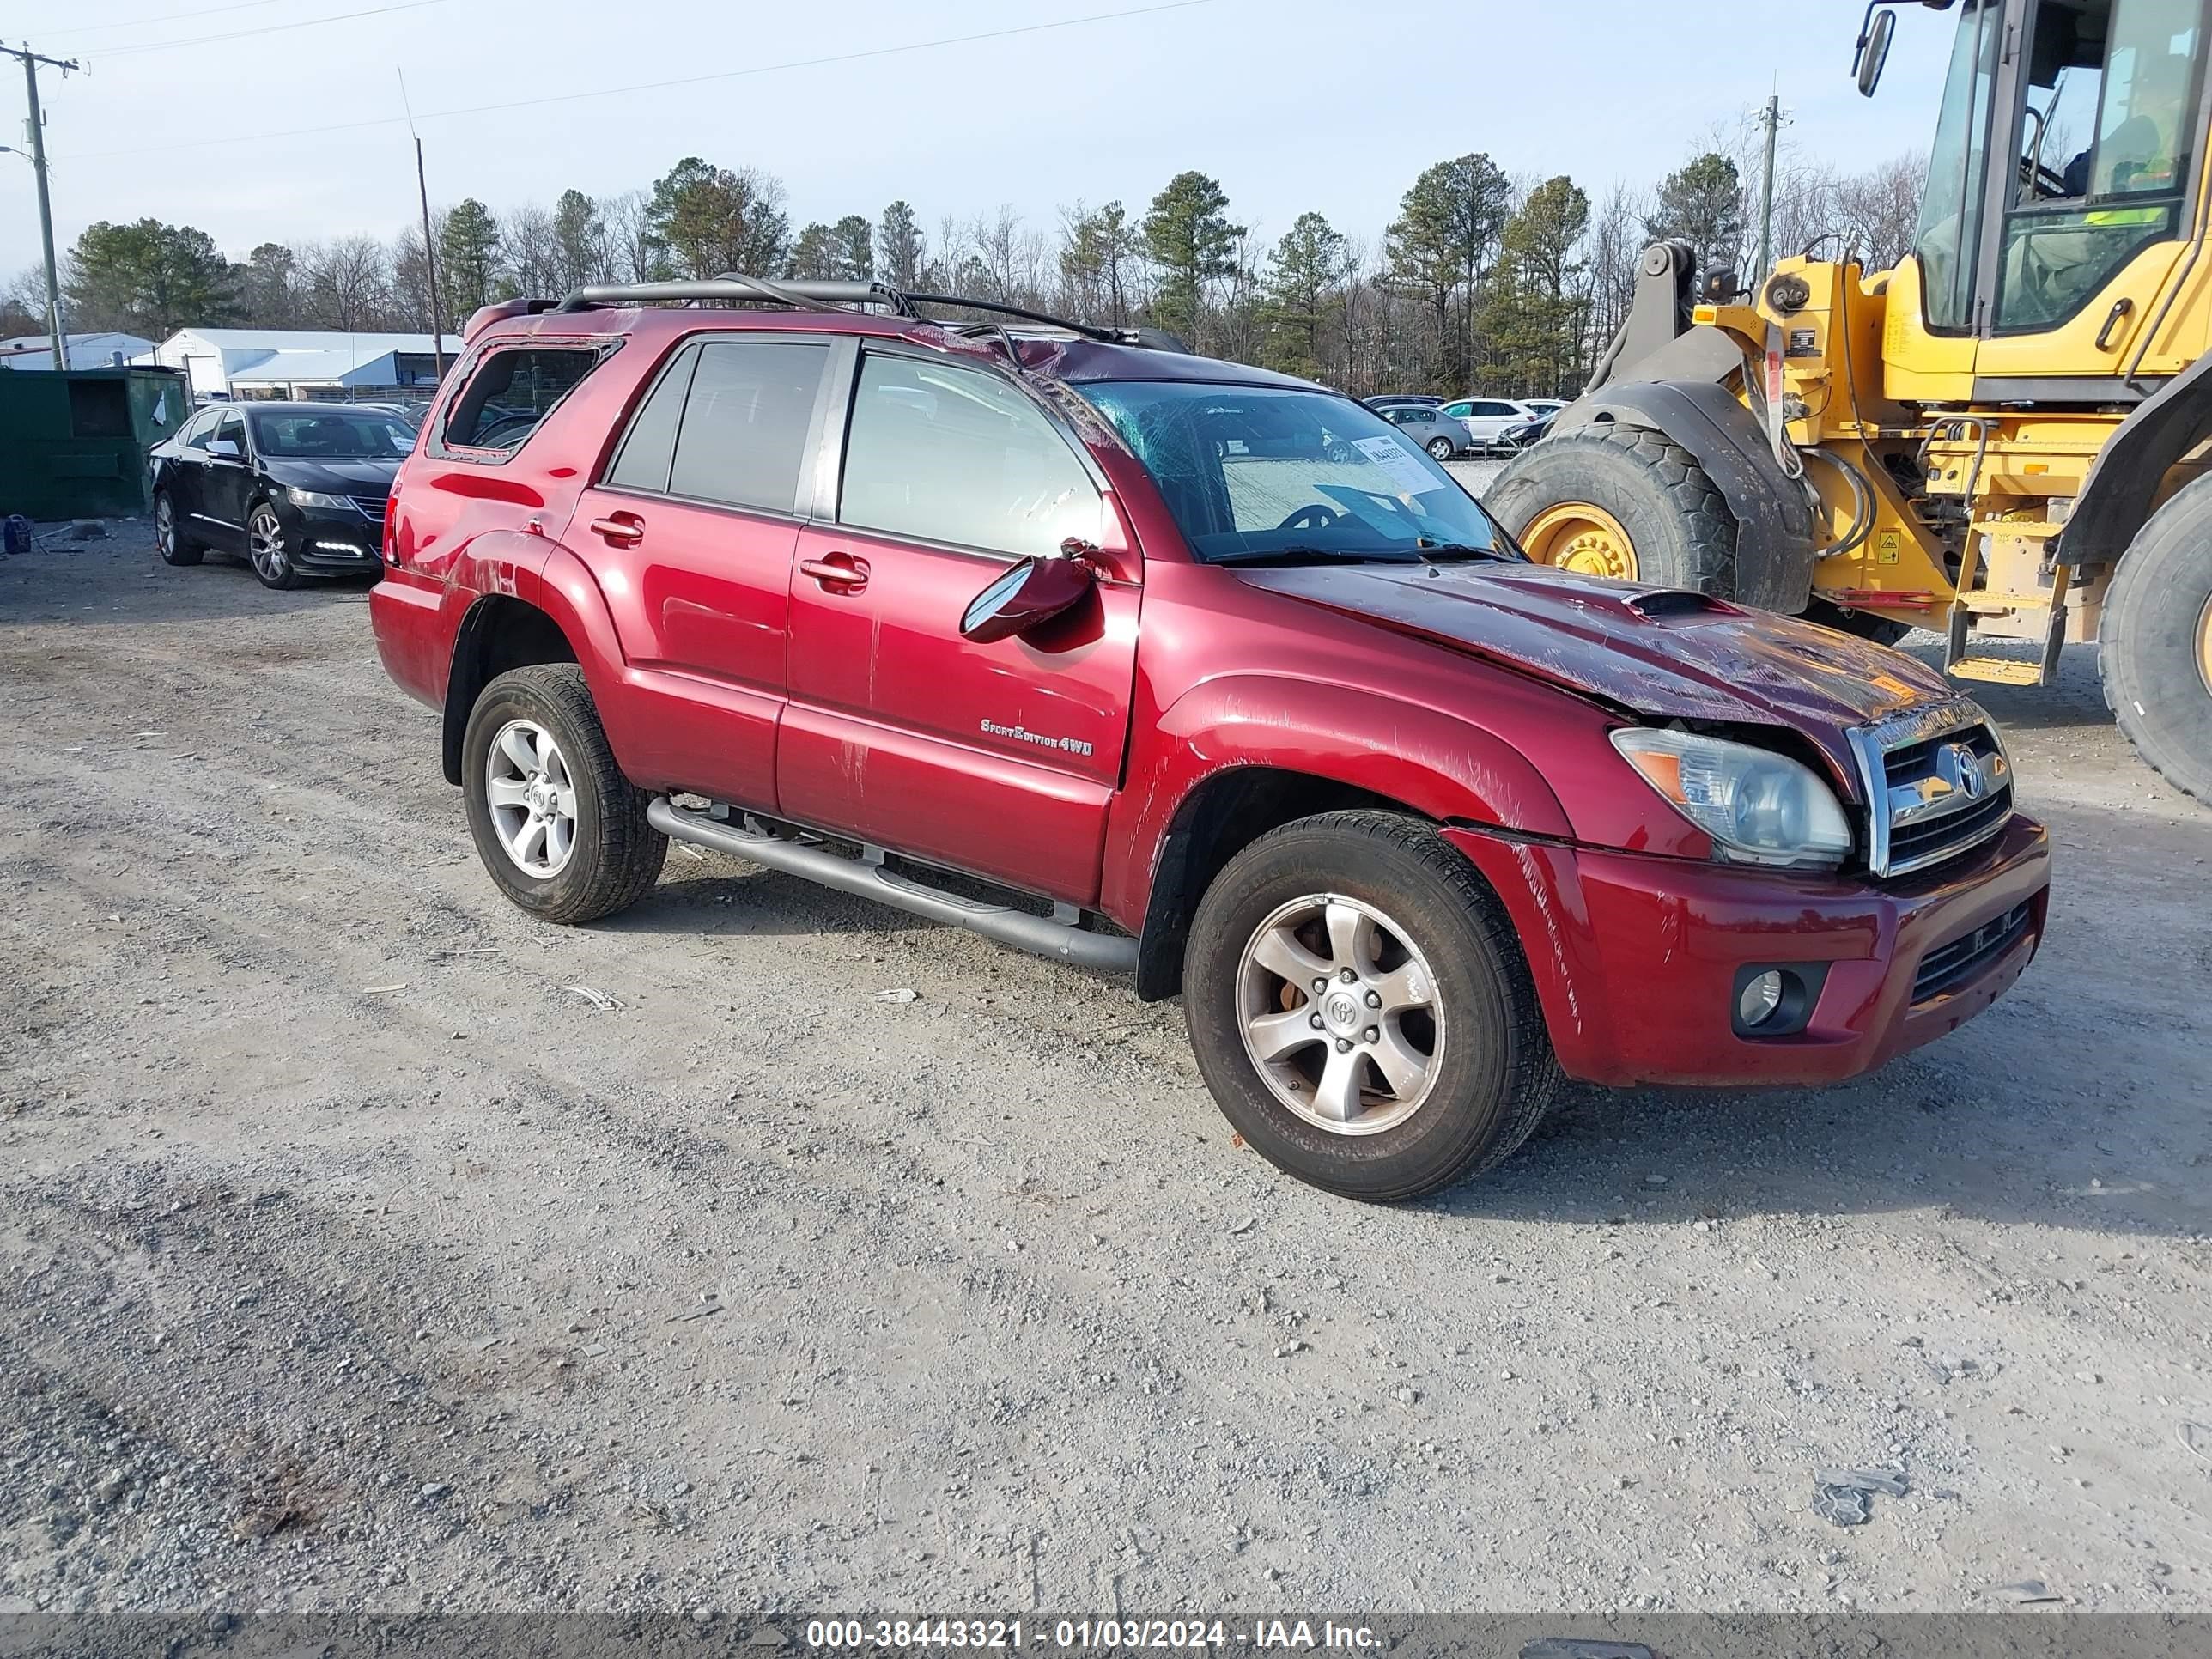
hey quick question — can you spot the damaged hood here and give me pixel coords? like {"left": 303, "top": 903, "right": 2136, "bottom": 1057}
{"left": 1237, "top": 560, "right": 1956, "bottom": 781}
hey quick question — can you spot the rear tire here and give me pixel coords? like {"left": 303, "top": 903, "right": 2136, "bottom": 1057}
{"left": 461, "top": 665, "right": 667, "bottom": 923}
{"left": 154, "top": 490, "right": 201, "bottom": 567}
{"left": 2100, "top": 477, "right": 2212, "bottom": 801}
{"left": 1426, "top": 435, "right": 1456, "bottom": 461}
{"left": 1182, "top": 810, "right": 1560, "bottom": 1202}
{"left": 1487, "top": 422, "right": 1737, "bottom": 592}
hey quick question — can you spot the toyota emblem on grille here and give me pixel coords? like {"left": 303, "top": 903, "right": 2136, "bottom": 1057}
{"left": 1939, "top": 742, "right": 1987, "bottom": 800}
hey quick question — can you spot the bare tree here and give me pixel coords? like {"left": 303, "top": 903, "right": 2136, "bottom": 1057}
{"left": 601, "top": 191, "right": 659, "bottom": 283}
{"left": 501, "top": 203, "right": 560, "bottom": 300}
{"left": 299, "top": 236, "right": 392, "bottom": 331}
{"left": 1583, "top": 180, "right": 1647, "bottom": 379}
{"left": 1833, "top": 151, "right": 1926, "bottom": 271}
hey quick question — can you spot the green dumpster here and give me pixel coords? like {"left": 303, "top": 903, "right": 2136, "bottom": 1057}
{"left": 0, "top": 367, "right": 191, "bottom": 520}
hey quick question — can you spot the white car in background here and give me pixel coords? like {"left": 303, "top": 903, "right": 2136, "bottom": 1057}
{"left": 1440, "top": 397, "right": 1547, "bottom": 453}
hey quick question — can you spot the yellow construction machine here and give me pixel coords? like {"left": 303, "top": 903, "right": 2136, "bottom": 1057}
{"left": 1488, "top": 0, "right": 2212, "bottom": 799}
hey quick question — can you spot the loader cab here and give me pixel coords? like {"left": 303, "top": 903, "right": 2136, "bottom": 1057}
{"left": 1886, "top": 0, "right": 2212, "bottom": 387}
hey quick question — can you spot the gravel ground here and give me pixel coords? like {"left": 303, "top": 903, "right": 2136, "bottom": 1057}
{"left": 3, "top": 522, "right": 2209, "bottom": 1620}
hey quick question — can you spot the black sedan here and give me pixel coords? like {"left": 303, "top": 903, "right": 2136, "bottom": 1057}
{"left": 149, "top": 403, "right": 413, "bottom": 588}
{"left": 1494, "top": 407, "right": 1563, "bottom": 452}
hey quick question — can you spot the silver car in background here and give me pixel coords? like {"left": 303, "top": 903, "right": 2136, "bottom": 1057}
{"left": 1367, "top": 400, "right": 1465, "bottom": 460}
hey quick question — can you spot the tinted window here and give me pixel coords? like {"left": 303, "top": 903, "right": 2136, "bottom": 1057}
{"left": 180, "top": 410, "right": 220, "bottom": 450}
{"left": 840, "top": 353, "right": 1101, "bottom": 558}
{"left": 445, "top": 347, "right": 599, "bottom": 453}
{"left": 214, "top": 413, "right": 245, "bottom": 451}
{"left": 605, "top": 345, "right": 701, "bottom": 495}
{"left": 249, "top": 409, "right": 410, "bottom": 459}
{"left": 667, "top": 341, "right": 830, "bottom": 513}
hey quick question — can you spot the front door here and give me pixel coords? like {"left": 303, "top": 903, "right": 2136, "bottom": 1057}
{"left": 201, "top": 410, "right": 253, "bottom": 549}
{"left": 566, "top": 332, "right": 840, "bottom": 806}
{"left": 781, "top": 346, "right": 1140, "bottom": 903}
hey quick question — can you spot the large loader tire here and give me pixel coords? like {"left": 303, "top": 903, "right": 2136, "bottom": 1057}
{"left": 2100, "top": 476, "right": 2212, "bottom": 802}
{"left": 1487, "top": 422, "right": 1737, "bottom": 594}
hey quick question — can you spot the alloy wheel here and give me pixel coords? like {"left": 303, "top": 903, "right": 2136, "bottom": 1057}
{"left": 1235, "top": 892, "right": 1444, "bottom": 1136}
{"left": 248, "top": 507, "right": 290, "bottom": 582}
{"left": 485, "top": 719, "right": 579, "bottom": 878}
{"left": 155, "top": 496, "right": 174, "bottom": 557}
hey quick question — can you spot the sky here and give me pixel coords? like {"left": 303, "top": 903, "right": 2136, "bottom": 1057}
{"left": 2, "top": 0, "right": 1962, "bottom": 281}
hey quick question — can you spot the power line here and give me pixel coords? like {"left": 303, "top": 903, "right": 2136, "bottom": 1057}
{"left": 36, "top": 0, "right": 317, "bottom": 46}
{"left": 88, "top": 0, "right": 444, "bottom": 58}
{"left": 60, "top": 0, "right": 1224, "bottom": 160}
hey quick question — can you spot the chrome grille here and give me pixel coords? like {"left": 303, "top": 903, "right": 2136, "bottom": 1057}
{"left": 1913, "top": 902, "right": 2033, "bottom": 1003}
{"left": 1846, "top": 701, "right": 2014, "bottom": 878}
{"left": 349, "top": 494, "right": 389, "bottom": 519}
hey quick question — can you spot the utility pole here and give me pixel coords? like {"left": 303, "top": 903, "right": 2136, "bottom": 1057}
{"left": 414, "top": 137, "right": 446, "bottom": 377}
{"left": 5, "top": 43, "right": 81, "bottom": 374}
{"left": 1755, "top": 92, "right": 1787, "bottom": 286}
{"left": 398, "top": 70, "right": 446, "bottom": 379}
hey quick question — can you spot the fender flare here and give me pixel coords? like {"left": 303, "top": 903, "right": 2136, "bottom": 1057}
{"left": 1104, "top": 676, "right": 1577, "bottom": 1000}
{"left": 1551, "top": 377, "right": 1819, "bottom": 614}
{"left": 2062, "top": 351, "right": 2212, "bottom": 566}
{"left": 436, "top": 536, "right": 627, "bottom": 782}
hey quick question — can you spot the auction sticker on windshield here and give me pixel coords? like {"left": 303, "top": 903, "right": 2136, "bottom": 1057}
{"left": 1351, "top": 435, "right": 1440, "bottom": 496}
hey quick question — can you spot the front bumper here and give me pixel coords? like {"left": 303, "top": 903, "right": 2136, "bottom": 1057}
{"left": 1448, "top": 814, "right": 2051, "bottom": 1088}
{"left": 278, "top": 498, "right": 385, "bottom": 572}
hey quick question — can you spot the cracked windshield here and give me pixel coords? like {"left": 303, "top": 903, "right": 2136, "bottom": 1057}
{"left": 1079, "top": 382, "right": 1508, "bottom": 564}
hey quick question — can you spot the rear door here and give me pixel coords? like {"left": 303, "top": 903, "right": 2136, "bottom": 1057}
{"left": 781, "top": 345, "right": 1139, "bottom": 903}
{"left": 568, "top": 332, "right": 842, "bottom": 807}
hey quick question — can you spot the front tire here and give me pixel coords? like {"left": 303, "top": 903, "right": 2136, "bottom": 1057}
{"left": 2101, "top": 476, "right": 2212, "bottom": 801}
{"left": 1487, "top": 423, "right": 1737, "bottom": 591}
{"left": 154, "top": 490, "right": 202, "bottom": 566}
{"left": 461, "top": 665, "right": 667, "bottom": 924}
{"left": 246, "top": 501, "right": 298, "bottom": 590}
{"left": 1182, "top": 811, "right": 1559, "bottom": 1202}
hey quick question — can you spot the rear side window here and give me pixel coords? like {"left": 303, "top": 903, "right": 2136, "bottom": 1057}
{"left": 444, "top": 347, "right": 600, "bottom": 453}
{"left": 605, "top": 339, "right": 830, "bottom": 515}
{"left": 669, "top": 342, "right": 830, "bottom": 513}
{"left": 605, "top": 345, "right": 701, "bottom": 495}
{"left": 838, "top": 353, "right": 1101, "bottom": 559}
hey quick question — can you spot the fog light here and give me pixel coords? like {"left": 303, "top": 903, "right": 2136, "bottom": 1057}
{"left": 1737, "top": 969, "right": 1784, "bottom": 1030}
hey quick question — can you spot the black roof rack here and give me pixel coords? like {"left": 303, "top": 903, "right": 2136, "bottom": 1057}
{"left": 550, "top": 274, "right": 1185, "bottom": 352}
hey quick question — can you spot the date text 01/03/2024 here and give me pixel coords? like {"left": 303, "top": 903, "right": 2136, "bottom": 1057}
{"left": 801, "top": 1618, "right": 1385, "bottom": 1650}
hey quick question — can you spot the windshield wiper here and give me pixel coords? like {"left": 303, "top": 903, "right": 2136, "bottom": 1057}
{"left": 1208, "top": 545, "right": 1423, "bottom": 568}
{"left": 1414, "top": 540, "right": 1516, "bottom": 562}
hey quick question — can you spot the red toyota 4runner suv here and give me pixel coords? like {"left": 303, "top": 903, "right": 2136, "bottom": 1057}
{"left": 369, "top": 276, "right": 2051, "bottom": 1201}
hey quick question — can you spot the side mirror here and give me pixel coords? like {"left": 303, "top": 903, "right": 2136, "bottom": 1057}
{"left": 1856, "top": 6, "right": 1896, "bottom": 97}
{"left": 208, "top": 437, "right": 242, "bottom": 460}
{"left": 960, "top": 541, "right": 1099, "bottom": 644}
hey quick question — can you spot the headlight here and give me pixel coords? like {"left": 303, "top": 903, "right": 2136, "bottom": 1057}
{"left": 1611, "top": 727, "right": 1853, "bottom": 869}
{"left": 285, "top": 488, "right": 351, "bottom": 509}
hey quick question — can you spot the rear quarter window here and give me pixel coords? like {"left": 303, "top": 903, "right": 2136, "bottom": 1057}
{"left": 440, "top": 345, "right": 606, "bottom": 457}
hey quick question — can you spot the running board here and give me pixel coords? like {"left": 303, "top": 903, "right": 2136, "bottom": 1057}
{"left": 646, "top": 797, "right": 1138, "bottom": 975}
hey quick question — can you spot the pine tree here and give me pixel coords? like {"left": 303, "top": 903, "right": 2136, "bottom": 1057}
{"left": 1260, "top": 212, "right": 1346, "bottom": 380}
{"left": 1646, "top": 152, "right": 1745, "bottom": 292}
{"left": 439, "top": 198, "right": 502, "bottom": 318}
{"left": 877, "top": 201, "right": 925, "bottom": 290}
{"left": 1141, "top": 171, "right": 1239, "bottom": 348}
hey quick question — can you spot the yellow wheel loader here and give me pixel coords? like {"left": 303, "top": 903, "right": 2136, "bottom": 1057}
{"left": 1488, "top": 0, "right": 2212, "bottom": 799}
